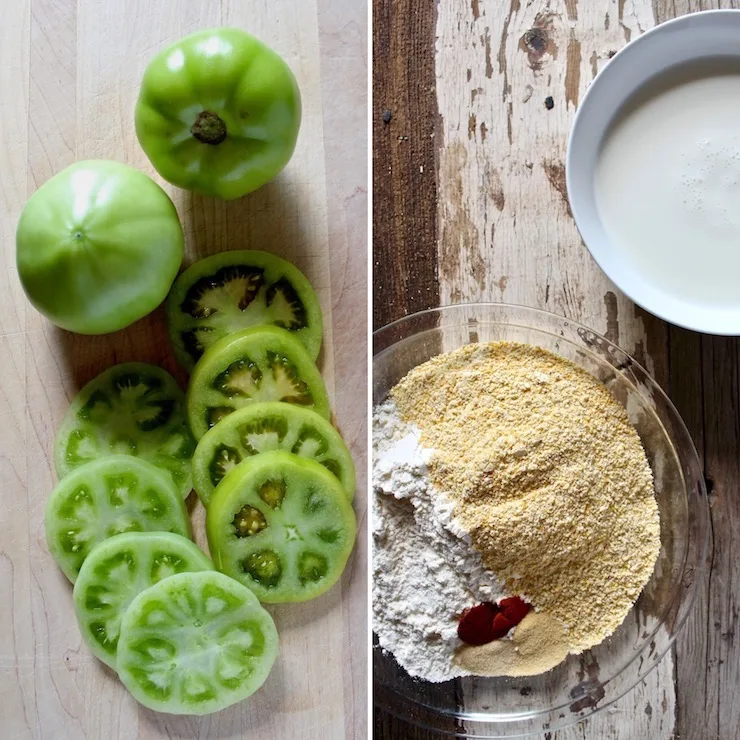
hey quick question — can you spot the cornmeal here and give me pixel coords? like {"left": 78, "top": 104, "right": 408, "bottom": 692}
{"left": 392, "top": 342, "right": 661, "bottom": 653}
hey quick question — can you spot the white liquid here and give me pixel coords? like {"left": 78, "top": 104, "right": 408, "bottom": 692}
{"left": 595, "top": 61, "right": 740, "bottom": 307}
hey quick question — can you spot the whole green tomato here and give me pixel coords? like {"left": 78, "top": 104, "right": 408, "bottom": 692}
{"left": 135, "top": 28, "right": 301, "bottom": 200}
{"left": 16, "top": 160, "right": 184, "bottom": 334}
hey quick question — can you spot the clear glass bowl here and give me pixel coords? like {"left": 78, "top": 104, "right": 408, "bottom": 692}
{"left": 372, "top": 304, "right": 709, "bottom": 737}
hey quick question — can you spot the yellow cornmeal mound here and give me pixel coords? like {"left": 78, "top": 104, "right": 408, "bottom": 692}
{"left": 391, "top": 342, "right": 661, "bottom": 653}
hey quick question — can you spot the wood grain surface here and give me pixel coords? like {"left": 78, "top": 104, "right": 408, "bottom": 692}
{"left": 372, "top": 0, "right": 738, "bottom": 738}
{"left": 0, "top": 1, "right": 367, "bottom": 738}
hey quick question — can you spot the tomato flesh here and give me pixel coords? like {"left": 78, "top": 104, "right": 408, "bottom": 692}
{"left": 206, "top": 451, "right": 356, "bottom": 603}
{"left": 73, "top": 532, "right": 213, "bottom": 667}
{"left": 187, "top": 326, "right": 330, "bottom": 441}
{"left": 191, "top": 402, "right": 355, "bottom": 506}
{"left": 55, "top": 363, "right": 195, "bottom": 498}
{"left": 45, "top": 456, "right": 191, "bottom": 583}
{"left": 167, "top": 250, "right": 322, "bottom": 371}
{"left": 117, "top": 571, "right": 278, "bottom": 714}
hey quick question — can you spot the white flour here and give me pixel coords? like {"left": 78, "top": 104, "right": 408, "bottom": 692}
{"left": 372, "top": 399, "right": 506, "bottom": 682}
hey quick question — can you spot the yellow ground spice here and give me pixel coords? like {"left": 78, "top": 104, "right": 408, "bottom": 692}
{"left": 392, "top": 342, "right": 661, "bottom": 653}
{"left": 454, "top": 611, "right": 569, "bottom": 677}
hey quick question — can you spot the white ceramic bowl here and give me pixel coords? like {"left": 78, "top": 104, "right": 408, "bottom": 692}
{"left": 567, "top": 9, "right": 740, "bottom": 335}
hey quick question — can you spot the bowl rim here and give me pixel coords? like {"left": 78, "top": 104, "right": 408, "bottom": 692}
{"left": 565, "top": 8, "right": 740, "bottom": 336}
{"left": 372, "top": 302, "right": 711, "bottom": 736}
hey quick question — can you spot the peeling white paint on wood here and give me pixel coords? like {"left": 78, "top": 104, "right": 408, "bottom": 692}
{"left": 435, "top": 0, "right": 662, "bottom": 378}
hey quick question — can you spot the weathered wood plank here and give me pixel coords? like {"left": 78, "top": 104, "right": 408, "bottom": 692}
{"left": 668, "top": 327, "right": 709, "bottom": 740}
{"left": 695, "top": 336, "right": 740, "bottom": 740}
{"left": 372, "top": 0, "right": 440, "bottom": 329}
{"left": 372, "top": 0, "right": 447, "bottom": 736}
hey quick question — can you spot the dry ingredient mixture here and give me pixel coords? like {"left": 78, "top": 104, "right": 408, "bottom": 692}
{"left": 372, "top": 341, "right": 661, "bottom": 681}
{"left": 372, "top": 406, "right": 505, "bottom": 681}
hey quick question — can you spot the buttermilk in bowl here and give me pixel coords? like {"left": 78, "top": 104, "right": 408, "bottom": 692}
{"left": 372, "top": 342, "right": 660, "bottom": 681}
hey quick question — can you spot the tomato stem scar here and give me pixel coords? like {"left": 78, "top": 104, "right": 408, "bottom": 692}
{"left": 191, "top": 111, "right": 227, "bottom": 145}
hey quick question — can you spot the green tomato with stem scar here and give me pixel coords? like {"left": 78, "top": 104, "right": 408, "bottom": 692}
{"left": 135, "top": 28, "right": 302, "bottom": 200}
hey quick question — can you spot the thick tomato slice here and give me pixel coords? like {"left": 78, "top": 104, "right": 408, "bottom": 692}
{"left": 206, "top": 451, "right": 356, "bottom": 603}
{"left": 117, "top": 571, "right": 278, "bottom": 715}
{"left": 55, "top": 363, "right": 195, "bottom": 499}
{"left": 187, "top": 326, "right": 330, "bottom": 441}
{"left": 45, "top": 456, "right": 191, "bottom": 583}
{"left": 167, "top": 250, "right": 322, "bottom": 372}
{"left": 192, "top": 402, "right": 355, "bottom": 506}
{"left": 73, "top": 532, "right": 213, "bottom": 667}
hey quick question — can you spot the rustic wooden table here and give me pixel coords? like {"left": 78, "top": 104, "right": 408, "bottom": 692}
{"left": 0, "top": 2, "right": 367, "bottom": 738}
{"left": 373, "top": 1, "right": 736, "bottom": 738}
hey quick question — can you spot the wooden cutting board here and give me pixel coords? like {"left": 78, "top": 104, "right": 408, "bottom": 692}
{"left": 0, "top": 1, "right": 367, "bottom": 738}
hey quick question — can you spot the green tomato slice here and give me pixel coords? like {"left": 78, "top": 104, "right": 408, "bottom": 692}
{"left": 117, "top": 571, "right": 278, "bottom": 715}
{"left": 167, "top": 250, "right": 323, "bottom": 372}
{"left": 192, "top": 402, "right": 355, "bottom": 506}
{"left": 55, "top": 363, "right": 195, "bottom": 498}
{"left": 187, "top": 326, "right": 330, "bottom": 441}
{"left": 45, "top": 456, "right": 191, "bottom": 583}
{"left": 73, "top": 532, "right": 213, "bottom": 668}
{"left": 206, "top": 451, "right": 356, "bottom": 603}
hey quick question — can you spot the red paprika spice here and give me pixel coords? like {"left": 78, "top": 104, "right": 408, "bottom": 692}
{"left": 457, "top": 596, "right": 532, "bottom": 646}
